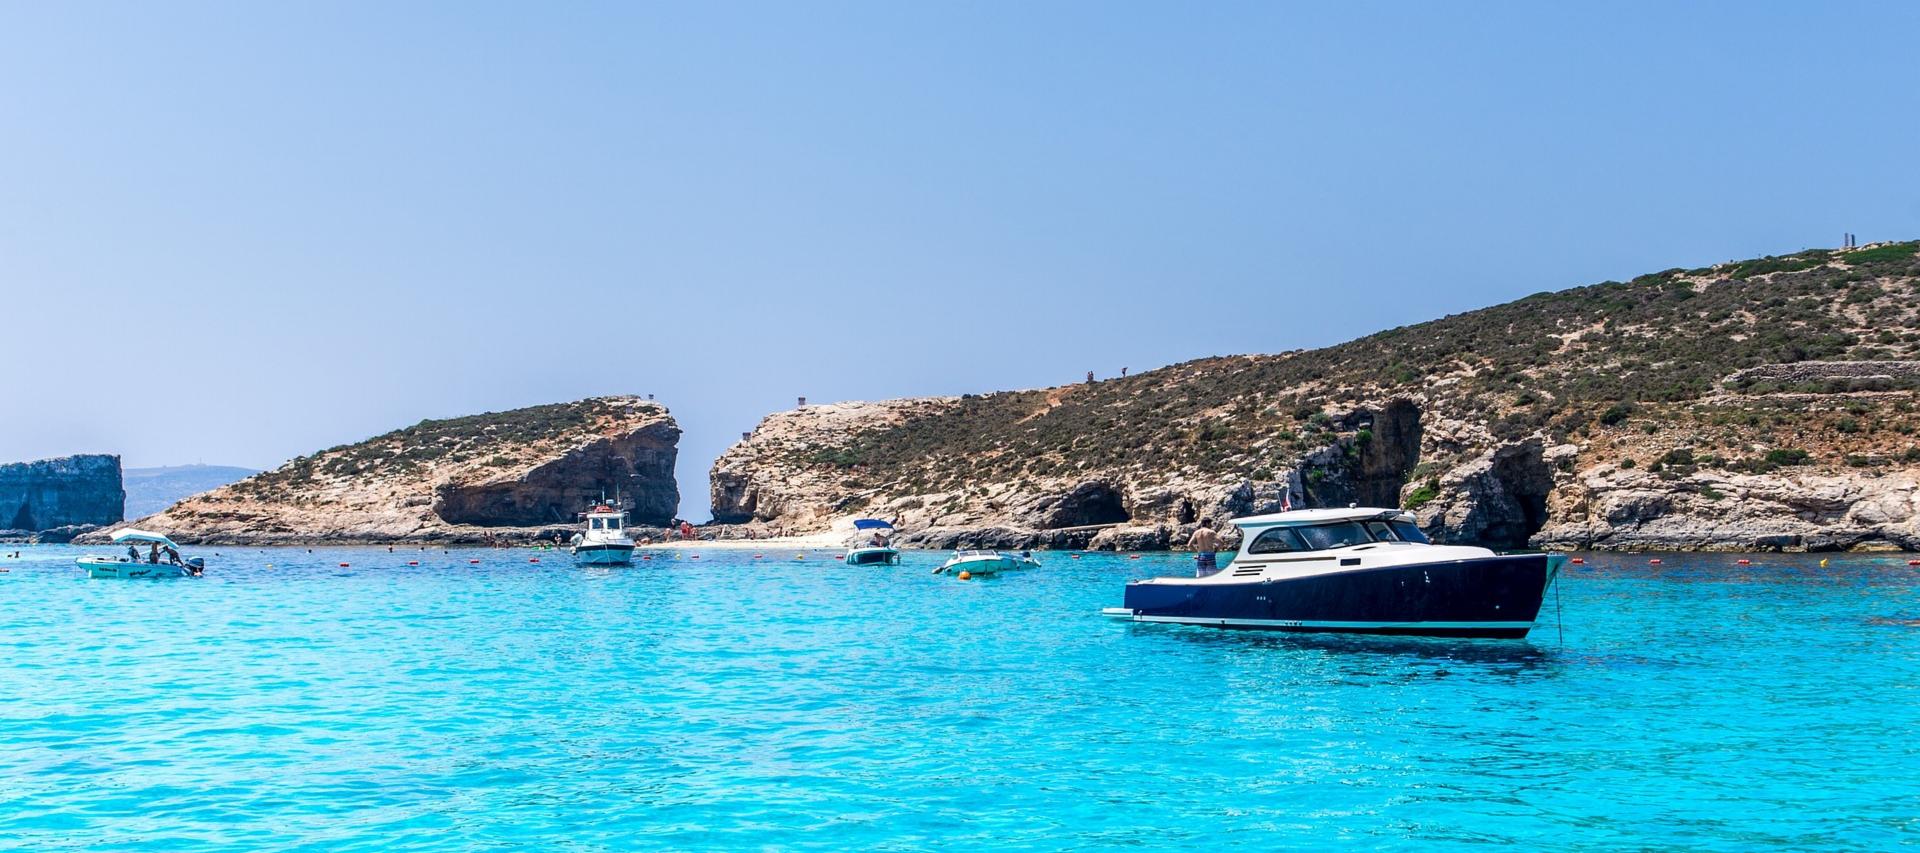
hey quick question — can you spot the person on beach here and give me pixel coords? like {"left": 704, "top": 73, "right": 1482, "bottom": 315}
{"left": 1189, "top": 519, "right": 1221, "bottom": 577}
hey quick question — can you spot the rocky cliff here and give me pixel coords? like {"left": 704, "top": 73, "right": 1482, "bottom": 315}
{"left": 0, "top": 454, "right": 123, "bottom": 540}
{"left": 97, "top": 397, "right": 679, "bottom": 545}
{"left": 712, "top": 240, "right": 1920, "bottom": 552}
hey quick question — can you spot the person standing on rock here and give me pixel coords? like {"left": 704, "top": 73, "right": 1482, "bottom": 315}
{"left": 1189, "top": 519, "right": 1222, "bottom": 577}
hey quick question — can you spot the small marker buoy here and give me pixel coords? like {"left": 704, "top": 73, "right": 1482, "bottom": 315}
{"left": 1907, "top": 559, "right": 1919, "bottom": 566}
{"left": 795, "top": 554, "right": 804, "bottom": 560}
{"left": 1820, "top": 558, "right": 1830, "bottom": 568}
{"left": 690, "top": 555, "right": 699, "bottom": 559}
{"left": 1737, "top": 559, "right": 1751, "bottom": 566}
{"left": 1570, "top": 557, "right": 1584, "bottom": 564}
{"left": 1071, "top": 554, "right": 1080, "bottom": 559}
{"left": 957, "top": 571, "right": 972, "bottom": 580}
{"left": 408, "top": 560, "right": 419, "bottom": 566}
{"left": 753, "top": 554, "right": 763, "bottom": 559}
{"left": 339, "top": 562, "right": 350, "bottom": 567}
{"left": 529, "top": 558, "right": 539, "bottom": 563}
{"left": 1129, "top": 554, "right": 1141, "bottom": 560}
{"left": 1648, "top": 558, "right": 1662, "bottom": 565}
{"left": 469, "top": 559, "right": 481, "bottom": 564}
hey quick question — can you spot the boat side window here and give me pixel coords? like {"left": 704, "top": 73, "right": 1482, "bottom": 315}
{"left": 1297, "top": 521, "right": 1372, "bottom": 550}
{"left": 1246, "top": 527, "right": 1308, "bottom": 554}
{"left": 607, "top": 517, "right": 621, "bottom": 530}
{"left": 1364, "top": 521, "right": 1399, "bottom": 542}
{"left": 1388, "top": 520, "right": 1430, "bottom": 544}
{"left": 590, "top": 518, "right": 604, "bottom": 530}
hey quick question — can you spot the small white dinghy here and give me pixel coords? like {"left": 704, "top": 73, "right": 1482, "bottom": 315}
{"left": 77, "top": 528, "right": 203, "bottom": 579}
{"left": 935, "top": 549, "right": 1040, "bottom": 577}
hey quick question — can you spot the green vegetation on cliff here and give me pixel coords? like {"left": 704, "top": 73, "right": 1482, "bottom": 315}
{"left": 236, "top": 398, "right": 661, "bottom": 498}
{"left": 780, "top": 241, "right": 1920, "bottom": 493}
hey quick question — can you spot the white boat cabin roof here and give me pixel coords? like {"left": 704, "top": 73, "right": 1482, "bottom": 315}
{"left": 1229, "top": 507, "right": 1412, "bottom": 529}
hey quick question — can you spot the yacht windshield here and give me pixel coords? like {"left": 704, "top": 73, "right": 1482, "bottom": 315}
{"left": 1243, "top": 517, "right": 1428, "bottom": 554}
{"left": 590, "top": 518, "right": 605, "bottom": 530}
{"left": 1247, "top": 527, "right": 1308, "bottom": 554}
{"left": 1388, "top": 520, "right": 1429, "bottom": 543}
{"left": 1297, "top": 522, "right": 1372, "bottom": 550}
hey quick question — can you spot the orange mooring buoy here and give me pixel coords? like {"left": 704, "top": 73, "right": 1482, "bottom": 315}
{"left": 958, "top": 570, "right": 972, "bottom": 580}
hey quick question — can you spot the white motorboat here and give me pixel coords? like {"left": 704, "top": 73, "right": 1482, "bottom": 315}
{"left": 570, "top": 504, "right": 636, "bottom": 566}
{"left": 77, "top": 528, "right": 203, "bottom": 579}
{"left": 936, "top": 549, "right": 1040, "bottom": 576}
{"left": 1103, "top": 507, "right": 1561, "bottom": 638}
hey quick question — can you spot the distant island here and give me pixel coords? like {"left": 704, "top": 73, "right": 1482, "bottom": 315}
{"left": 712, "top": 240, "right": 1920, "bottom": 553}
{"left": 123, "top": 465, "right": 259, "bottom": 518}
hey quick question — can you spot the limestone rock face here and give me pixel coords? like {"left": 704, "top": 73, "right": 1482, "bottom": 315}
{"left": 0, "top": 455, "right": 122, "bottom": 533}
{"left": 1532, "top": 468, "right": 1920, "bottom": 552}
{"left": 1415, "top": 441, "right": 1552, "bottom": 548}
{"left": 82, "top": 397, "right": 679, "bottom": 545}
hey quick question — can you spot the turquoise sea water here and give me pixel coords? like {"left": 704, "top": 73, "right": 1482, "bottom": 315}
{"left": 2, "top": 546, "right": 1917, "bottom": 851}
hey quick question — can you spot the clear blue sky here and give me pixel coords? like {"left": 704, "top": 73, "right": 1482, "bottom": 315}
{"left": 5, "top": 2, "right": 1918, "bottom": 519}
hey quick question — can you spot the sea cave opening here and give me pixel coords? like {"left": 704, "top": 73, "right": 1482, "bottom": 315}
{"left": 1045, "top": 482, "right": 1131, "bottom": 528}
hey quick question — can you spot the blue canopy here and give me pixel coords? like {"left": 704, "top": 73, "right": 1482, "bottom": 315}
{"left": 853, "top": 519, "right": 893, "bottom": 530}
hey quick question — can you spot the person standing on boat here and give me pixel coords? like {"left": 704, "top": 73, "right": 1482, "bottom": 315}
{"left": 127, "top": 544, "right": 140, "bottom": 563}
{"left": 1189, "top": 519, "right": 1221, "bottom": 577}
{"left": 148, "top": 543, "right": 161, "bottom": 564}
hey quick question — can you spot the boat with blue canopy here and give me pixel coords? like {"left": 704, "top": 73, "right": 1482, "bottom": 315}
{"left": 844, "top": 519, "right": 900, "bottom": 566}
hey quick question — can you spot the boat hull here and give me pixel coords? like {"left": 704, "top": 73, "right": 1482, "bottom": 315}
{"left": 572, "top": 544, "right": 635, "bottom": 566}
{"left": 845, "top": 547, "right": 900, "bottom": 566}
{"left": 1117, "top": 554, "right": 1557, "bottom": 639}
{"left": 942, "top": 555, "right": 1038, "bottom": 575}
{"left": 77, "top": 558, "right": 193, "bottom": 579}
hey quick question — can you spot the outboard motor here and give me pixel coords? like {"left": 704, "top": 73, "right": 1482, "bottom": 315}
{"left": 186, "top": 557, "right": 205, "bottom": 576}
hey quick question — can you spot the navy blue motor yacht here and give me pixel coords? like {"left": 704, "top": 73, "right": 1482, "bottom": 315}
{"left": 1104, "top": 508, "right": 1562, "bottom": 639}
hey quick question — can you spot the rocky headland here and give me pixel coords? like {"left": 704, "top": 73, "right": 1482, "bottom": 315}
{"left": 712, "top": 241, "right": 1920, "bottom": 552}
{"left": 0, "top": 454, "right": 124, "bottom": 542}
{"left": 84, "top": 397, "right": 680, "bottom": 545}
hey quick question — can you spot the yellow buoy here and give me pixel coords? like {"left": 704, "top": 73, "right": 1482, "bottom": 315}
{"left": 958, "top": 570, "right": 972, "bottom": 580}
{"left": 1820, "top": 558, "right": 1830, "bottom": 568}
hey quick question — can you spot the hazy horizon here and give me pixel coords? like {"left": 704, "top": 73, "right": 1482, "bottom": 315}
{"left": 6, "top": 2, "right": 1919, "bottom": 519}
